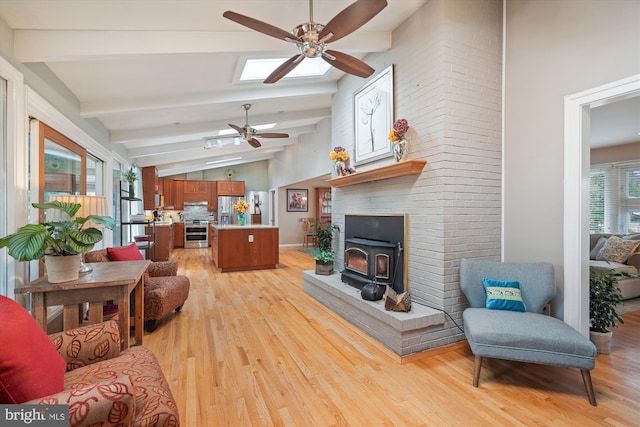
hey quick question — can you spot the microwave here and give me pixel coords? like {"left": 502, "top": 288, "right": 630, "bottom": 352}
{"left": 154, "top": 194, "right": 164, "bottom": 208}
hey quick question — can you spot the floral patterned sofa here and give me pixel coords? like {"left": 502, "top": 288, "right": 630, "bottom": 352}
{"left": 85, "top": 244, "right": 190, "bottom": 332}
{"left": 0, "top": 295, "right": 179, "bottom": 426}
{"left": 32, "top": 320, "right": 179, "bottom": 426}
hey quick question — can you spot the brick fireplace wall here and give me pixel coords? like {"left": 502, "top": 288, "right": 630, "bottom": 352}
{"left": 328, "top": 0, "right": 503, "bottom": 349}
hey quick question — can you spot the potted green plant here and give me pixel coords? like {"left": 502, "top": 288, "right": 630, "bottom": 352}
{"left": 0, "top": 201, "right": 115, "bottom": 283}
{"left": 589, "top": 266, "right": 631, "bottom": 354}
{"left": 313, "top": 222, "right": 340, "bottom": 275}
{"left": 123, "top": 167, "right": 138, "bottom": 197}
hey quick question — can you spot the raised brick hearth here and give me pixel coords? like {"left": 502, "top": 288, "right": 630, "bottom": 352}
{"left": 303, "top": 271, "right": 445, "bottom": 357}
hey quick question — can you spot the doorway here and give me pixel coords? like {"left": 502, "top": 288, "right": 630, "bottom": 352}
{"left": 563, "top": 74, "right": 640, "bottom": 336}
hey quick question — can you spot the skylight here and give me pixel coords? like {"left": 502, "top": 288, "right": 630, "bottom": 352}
{"left": 217, "top": 123, "right": 275, "bottom": 137}
{"left": 240, "top": 58, "right": 331, "bottom": 81}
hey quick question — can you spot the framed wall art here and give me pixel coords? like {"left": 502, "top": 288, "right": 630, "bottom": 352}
{"left": 286, "top": 189, "right": 308, "bottom": 212}
{"left": 353, "top": 65, "right": 394, "bottom": 165}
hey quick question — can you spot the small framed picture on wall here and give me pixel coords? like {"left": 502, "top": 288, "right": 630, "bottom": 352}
{"left": 286, "top": 189, "right": 308, "bottom": 212}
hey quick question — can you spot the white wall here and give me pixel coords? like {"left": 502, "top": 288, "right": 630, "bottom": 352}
{"left": 269, "top": 116, "right": 333, "bottom": 244}
{"left": 268, "top": 117, "right": 332, "bottom": 190}
{"left": 330, "top": 0, "right": 503, "bottom": 348}
{"left": 503, "top": 0, "right": 640, "bottom": 317}
{"left": 591, "top": 141, "right": 640, "bottom": 165}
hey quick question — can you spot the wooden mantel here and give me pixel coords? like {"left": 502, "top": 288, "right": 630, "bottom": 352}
{"left": 328, "top": 159, "right": 427, "bottom": 188}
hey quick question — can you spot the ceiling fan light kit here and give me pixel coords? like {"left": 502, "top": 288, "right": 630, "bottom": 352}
{"left": 223, "top": 0, "right": 388, "bottom": 83}
{"left": 226, "top": 104, "right": 290, "bottom": 149}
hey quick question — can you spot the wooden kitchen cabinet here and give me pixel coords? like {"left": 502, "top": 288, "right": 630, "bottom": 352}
{"left": 183, "top": 180, "right": 211, "bottom": 203}
{"left": 184, "top": 181, "right": 208, "bottom": 193}
{"left": 209, "top": 225, "right": 218, "bottom": 265}
{"left": 212, "top": 226, "right": 278, "bottom": 272}
{"left": 148, "top": 224, "right": 174, "bottom": 262}
{"left": 163, "top": 179, "right": 175, "bottom": 209}
{"left": 209, "top": 181, "right": 218, "bottom": 209}
{"left": 174, "top": 180, "right": 184, "bottom": 210}
{"left": 216, "top": 180, "right": 245, "bottom": 196}
{"left": 173, "top": 222, "right": 184, "bottom": 248}
{"left": 142, "top": 166, "right": 159, "bottom": 210}
{"left": 157, "top": 179, "right": 216, "bottom": 209}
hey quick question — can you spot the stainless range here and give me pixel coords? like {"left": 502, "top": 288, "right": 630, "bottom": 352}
{"left": 184, "top": 220, "right": 209, "bottom": 248}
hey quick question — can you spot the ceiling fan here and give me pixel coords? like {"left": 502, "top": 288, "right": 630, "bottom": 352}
{"left": 223, "top": 0, "right": 388, "bottom": 83}
{"left": 228, "top": 104, "right": 289, "bottom": 148}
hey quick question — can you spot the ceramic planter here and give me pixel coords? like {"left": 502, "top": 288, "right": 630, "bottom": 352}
{"left": 44, "top": 254, "right": 81, "bottom": 283}
{"left": 589, "top": 330, "right": 613, "bottom": 354}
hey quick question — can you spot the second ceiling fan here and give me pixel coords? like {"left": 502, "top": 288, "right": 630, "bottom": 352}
{"left": 228, "top": 104, "right": 289, "bottom": 148}
{"left": 223, "top": 0, "right": 388, "bottom": 83}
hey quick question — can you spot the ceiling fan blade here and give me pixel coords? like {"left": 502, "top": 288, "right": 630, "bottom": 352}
{"left": 248, "top": 137, "right": 262, "bottom": 148}
{"left": 254, "top": 132, "right": 290, "bottom": 138}
{"left": 228, "top": 123, "right": 246, "bottom": 137}
{"left": 318, "top": 0, "right": 388, "bottom": 43}
{"left": 322, "top": 50, "right": 374, "bottom": 78}
{"left": 264, "top": 54, "right": 305, "bottom": 84}
{"left": 223, "top": 11, "right": 300, "bottom": 42}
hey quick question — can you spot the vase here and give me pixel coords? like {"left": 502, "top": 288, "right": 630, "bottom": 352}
{"left": 589, "top": 330, "right": 613, "bottom": 354}
{"left": 44, "top": 254, "right": 81, "bottom": 283}
{"left": 128, "top": 182, "right": 135, "bottom": 198}
{"left": 333, "top": 160, "right": 346, "bottom": 177}
{"left": 237, "top": 212, "right": 246, "bottom": 226}
{"left": 393, "top": 138, "right": 408, "bottom": 162}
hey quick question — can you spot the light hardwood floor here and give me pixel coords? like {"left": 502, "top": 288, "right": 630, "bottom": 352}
{"left": 143, "top": 247, "right": 639, "bottom": 426}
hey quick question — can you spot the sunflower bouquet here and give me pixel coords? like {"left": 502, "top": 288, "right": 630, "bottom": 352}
{"left": 233, "top": 199, "right": 249, "bottom": 214}
{"left": 329, "top": 146, "right": 349, "bottom": 162}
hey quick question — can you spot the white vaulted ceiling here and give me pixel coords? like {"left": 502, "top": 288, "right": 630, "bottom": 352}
{"left": 0, "top": 0, "right": 427, "bottom": 176}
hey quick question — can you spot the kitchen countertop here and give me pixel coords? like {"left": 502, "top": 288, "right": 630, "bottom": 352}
{"left": 151, "top": 221, "right": 174, "bottom": 227}
{"left": 211, "top": 224, "right": 278, "bottom": 230}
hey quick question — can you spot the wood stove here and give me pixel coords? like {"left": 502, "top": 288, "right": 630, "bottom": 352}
{"left": 342, "top": 238, "right": 398, "bottom": 289}
{"left": 341, "top": 215, "right": 406, "bottom": 294}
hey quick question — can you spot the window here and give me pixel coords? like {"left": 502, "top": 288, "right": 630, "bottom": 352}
{"left": 623, "top": 167, "right": 640, "bottom": 233}
{"left": 590, "top": 163, "right": 640, "bottom": 234}
{"left": 86, "top": 153, "right": 104, "bottom": 197}
{"left": 589, "top": 171, "right": 605, "bottom": 233}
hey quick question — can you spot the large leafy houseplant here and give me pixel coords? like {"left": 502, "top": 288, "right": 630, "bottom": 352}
{"left": 313, "top": 223, "right": 340, "bottom": 274}
{"left": 0, "top": 201, "right": 115, "bottom": 261}
{"left": 589, "top": 267, "right": 626, "bottom": 333}
{"left": 313, "top": 223, "right": 340, "bottom": 260}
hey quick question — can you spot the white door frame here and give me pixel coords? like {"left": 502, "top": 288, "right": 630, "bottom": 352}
{"left": 563, "top": 74, "right": 640, "bottom": 336}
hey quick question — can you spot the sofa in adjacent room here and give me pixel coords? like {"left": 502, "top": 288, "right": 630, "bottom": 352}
{"left": 589, "top": 233, "right": 640, "bottom": 300}
{"left": 85, "top": 243, "right": 190, "bottom": 332}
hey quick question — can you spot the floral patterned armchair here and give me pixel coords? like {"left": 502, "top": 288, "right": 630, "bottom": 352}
{"left": 85, "top": 246, "right": 190, "bottom": 332}
{"left": 28, "top": 320, "right": 179, "bottom": 426}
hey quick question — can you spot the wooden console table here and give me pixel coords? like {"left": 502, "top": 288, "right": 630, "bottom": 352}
{"left": 15, "top": 260, "right": 151, "bottom": 350}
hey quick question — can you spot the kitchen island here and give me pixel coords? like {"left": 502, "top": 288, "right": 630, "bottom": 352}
{"left": 210, "top": 224, "right": 279, "bottom": 272}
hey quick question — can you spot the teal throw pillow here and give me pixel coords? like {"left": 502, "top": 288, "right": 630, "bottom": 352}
{"left": 482, "top": 278, "right": 526, "bottom": 312}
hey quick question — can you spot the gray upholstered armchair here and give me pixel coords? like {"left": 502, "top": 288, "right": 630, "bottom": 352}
{"left": 459, "top": 259, "right": 598, "bottom": 405}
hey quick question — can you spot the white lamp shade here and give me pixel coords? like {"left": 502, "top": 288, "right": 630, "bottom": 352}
{"left": 47, "top": 195, "right": 109, "bottom": 228}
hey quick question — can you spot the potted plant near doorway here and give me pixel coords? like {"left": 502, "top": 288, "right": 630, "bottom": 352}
{"left": 0, "top": 201, "right": 115, "bottom": 283}
{"left": 313, "top": 222, "right": 340, "bottom": 275}
{"left": 589, "top": 266, "right": 631, "bottom": 354}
